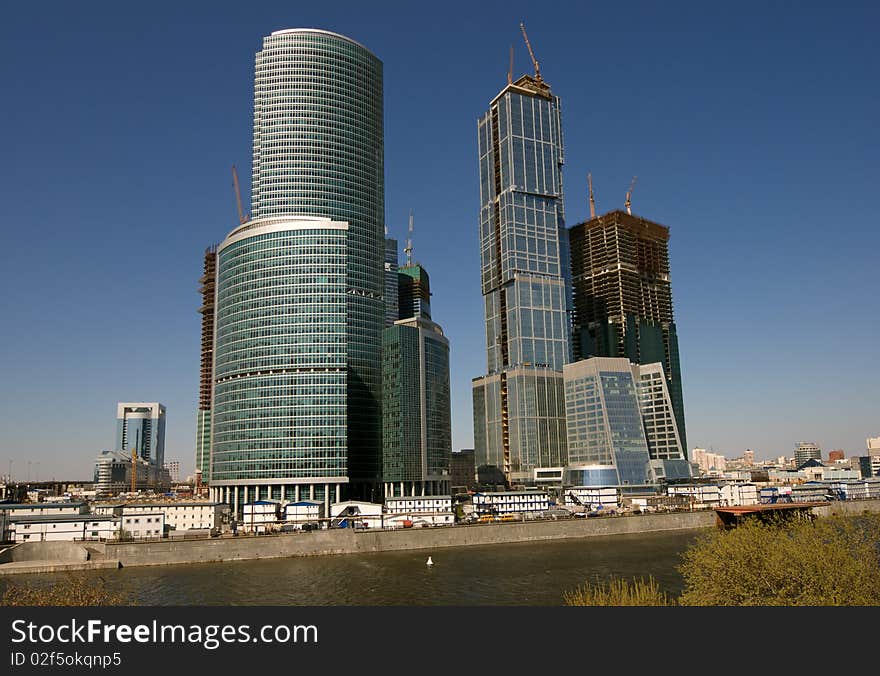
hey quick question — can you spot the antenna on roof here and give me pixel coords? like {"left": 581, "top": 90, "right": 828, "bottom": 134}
{"left": 404, "top": 211, "right": 414, "bottom": 266}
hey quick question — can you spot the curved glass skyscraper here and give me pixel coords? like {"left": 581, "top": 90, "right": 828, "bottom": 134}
{"left": 209, "top": 29, "right": 384, "bottom": 513}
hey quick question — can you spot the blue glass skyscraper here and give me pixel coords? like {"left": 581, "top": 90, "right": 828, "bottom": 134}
{"left": 472, "top": 67, "right": 571, "bottom": 486}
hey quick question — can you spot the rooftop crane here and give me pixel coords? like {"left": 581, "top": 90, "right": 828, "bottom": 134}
{"left": 588, "top": 172, "right": 597, "bottom": 219}
{"left": 625, "top": 176, "right": 637, "bottom": 215}
{"left": 130, "top": 448, "right": 137, "bottom": 493}
{"left": 404, "top": 211, "right": 414, "bottom": 266}
{"left": 232, "top": 164, "right": 249, "bottom": 225}
{"left": 519, "top": 22, "right": 542, "bottom": 82}
{"left": 508, "top": 44, "right": 514, "bottom": 85}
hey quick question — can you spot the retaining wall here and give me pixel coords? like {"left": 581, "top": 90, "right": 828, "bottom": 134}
{"left": 104, "top": 510, "right": 717, "bottom": 568}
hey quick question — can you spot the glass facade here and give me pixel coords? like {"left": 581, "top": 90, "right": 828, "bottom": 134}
{"left": 472, "top": 75, "right": 571, "bottom": 484}
{"left": 211, "top": 219, "right": 348, "bottom": 501}
{"left": 563, "top": 358, "right": 653, "bottom": 486}
{"left": 382, "top": 317, "right": 451, "bottom": 496}
{"left": 195, "top": 409, "right": 211, "bottom": 476}
{"left": 477, "top": 84, "right": 570, "bottom": 372}
{"left": 249, "top": 29, "right": 384, "bottom": 490}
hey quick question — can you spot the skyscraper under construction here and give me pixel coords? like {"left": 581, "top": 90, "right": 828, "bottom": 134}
{"left": 568, "top": 209, "right": 687, "bottom": 456}
{"left": 472, "top": 26, "right": 571, "bottom": 486}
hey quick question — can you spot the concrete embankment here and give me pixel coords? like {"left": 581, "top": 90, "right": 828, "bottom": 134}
{"left": 3, "top": 499, "right": 878, "bottom": 573}
{"left": 0, "top": 542, "right": 121, "bottom": 576}
{"left": 99, "top": 510, "right": 718, "bottom": 568}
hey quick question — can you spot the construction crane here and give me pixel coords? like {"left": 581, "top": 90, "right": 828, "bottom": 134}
{"left": 519, "top": 22, "right": 542, "bottom": 82}
{"left": 232, "top": 164, "right": 248, "bottom": 225}
{"left": 508, "top": 44, "right": 514, "bottom": 85}
{"left": 130, "top": 448, "right": 137, "bottom": 493}
{"left": 588, "top": 172, "right": 597, "bottom": 219}
{"left": 625, "top": 176, "right": 637, "bottom": 215}
{"left": 404, "top": 211, "right": 414, "bottom": 266}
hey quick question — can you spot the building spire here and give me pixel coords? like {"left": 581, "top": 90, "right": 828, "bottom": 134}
{"left": 404, "top": 211, "right": 414, "bottom": 266}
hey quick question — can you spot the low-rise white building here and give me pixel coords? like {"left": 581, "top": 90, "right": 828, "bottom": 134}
{"left": 94, "top": 502, "right": 229, "bottom": 532}
{"left": 118, "top": 512, "right": 165, "bottom": 539}
{"left": 7, "top": 514, "right": 118, "bottom": 543}
{"left": 0, "top": 502, "right": 87, "bottom": 517}
{"left": 329, "top": 501, "right": 384, "bottom": 529}
{"left": 384, "top": 495, "right": 453, "bottom": 527}
{"left": 472, "top": 491, "right": 550, "bottom": 517}
{"left": 241, "top": 501, "right": 281, "bottom": 533}
{"left": 667, "top": 484, "right": 721, "bottom": 508}
{"left": 284, "top": 501, "right": 325, "bottom": 528}
{"left": 719, "top": 483, "right": 759, "bottom": 507}
{"left": 564, "top": 487, "right": 619, "bottom": 511}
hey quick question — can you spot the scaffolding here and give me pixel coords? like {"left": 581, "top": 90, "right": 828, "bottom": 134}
{"left": 198, "top": 246, "right": 218, "bottom": 411}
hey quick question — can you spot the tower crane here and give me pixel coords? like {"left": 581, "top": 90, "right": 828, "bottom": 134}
{"left": 232, "top": 164, "right": 249, "bottom": 225}
{"left": 130, "top": 448, "right": 137, "bottom": 493}
{"left": 588, "top": 172, "right": 597, "bottom": 219}
{"left": 519, "top": 22, "right": 542, "bottom": 82}
{"left": 404, "top": 211, "right": 414, "bottom": 266}
{"left": 625, "top": 176, "right": 637, "bottom": 215}
{"left": 508, "top": 44, "right": 514, "bottom": 85}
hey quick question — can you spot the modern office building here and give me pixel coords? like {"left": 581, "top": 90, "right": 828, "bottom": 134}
{"left": 195, "top": 246, "right": 217, "bottom": 478}
{"left": 382, "top": 240, "right": 451, "bottom": 497}
{"left": 795, "top": 442, "right": 822, "bottom": 467}
{"left": 382, "top": 315, "right": 451, "bottom": 497}
{"left": 209, "top": 28, "right": 385, "bottom": 515}
{"left": 471, "top": 63, "right": 571, "bottom": 486}
{"left": 562, "top": 357, "right": 689, "bottom": 488}
{"left": 116, "top": 403, "right": 165, "bottom": 468}
{"left": 450, "top": 449, "right": 476, "bottom": 492}
{"left": 568, "top": 210, "right": 687, "bottom": 455}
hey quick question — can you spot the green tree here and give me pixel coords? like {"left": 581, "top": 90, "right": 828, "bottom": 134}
{"left": 677, "top": 513, "right": 880, "bottom": 606}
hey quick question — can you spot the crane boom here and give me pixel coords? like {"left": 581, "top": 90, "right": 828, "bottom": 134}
{"left": 588, "top": 172, "right": 597, "bottom": 219}
{"left": 519, "top": 22, "right": 542, "bottom": 82}
{"left": 508, "top": 44, "right": 514, "bottom": 85}
{"left": 232, "top": 165, "right": 248, "bottom": 225}
{"left": 625, "top": 176, "right": 637, "bottom": 215}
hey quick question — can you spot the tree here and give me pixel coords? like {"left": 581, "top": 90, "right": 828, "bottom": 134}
{"left": 563, "top": 512, "right": 880, "bottom": 606}
{"left": 677, "top": 513, "right": 880, "bottom": 606}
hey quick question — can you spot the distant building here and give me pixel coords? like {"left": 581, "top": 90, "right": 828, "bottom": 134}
{"left": 827, "top": 449, "right": 845, "bottom": 463}
{"left": 795, "top": 442, "right": 822, "bottom": 468}
{"left": 166, "top": 461, "right": 180, "bottom": 483}
{"left": 691, "top": 448, "right": 727, "bottom": 474}
{"left": 93, "top": 450, "right": 171, "bottom": 498}
{"left": 743, "top": 449, "right": 755, "bottom": 466}
{"left": 868, "top": 437, "right": 880, "bottom": 457}
{"left": 116, "top": 403, "right": 166, "bottom": 468}
{"left": 450, "top": 449, "right": 476, "bottom": 492}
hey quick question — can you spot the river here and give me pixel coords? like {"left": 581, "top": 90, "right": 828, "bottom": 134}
{"left": 0, "top": 528, "right": 706, "bottom": 605}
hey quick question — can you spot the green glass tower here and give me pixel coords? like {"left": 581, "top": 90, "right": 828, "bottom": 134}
{"left": 208, "top": 29, "right": 385, "bottom": 514}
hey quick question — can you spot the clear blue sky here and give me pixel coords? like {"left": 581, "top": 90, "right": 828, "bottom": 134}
{"left": 1, "top": 0, "right": 877, "bottom": 480}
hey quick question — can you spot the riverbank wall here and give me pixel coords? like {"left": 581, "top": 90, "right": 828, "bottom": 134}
{"left": 3, "top": 499, "right": 878, "bottom": 573}
{"left": 97, "top": 510, "right": 718, "bottom": 567}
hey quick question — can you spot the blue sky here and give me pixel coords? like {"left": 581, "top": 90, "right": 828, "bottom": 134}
{"left": 1, "top": 1, "right": 877, "bottom": 480}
